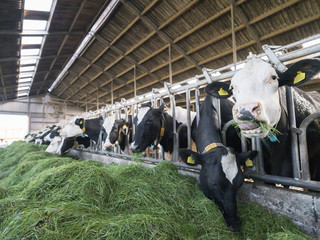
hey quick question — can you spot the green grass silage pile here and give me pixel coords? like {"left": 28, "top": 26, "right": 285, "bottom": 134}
{"left": 0, "top": 141, "right": 314, "bottom": 240}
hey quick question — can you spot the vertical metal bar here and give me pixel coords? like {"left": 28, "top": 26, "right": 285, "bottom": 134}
{"left": 134, "top": 66, "right": 137, "bottom": 97}
{"left": 171, "top": 95, "right": 178, "bottom": 162}
{"left": 298, "top": 113, "right": 320, "bottom": 180}
{"left": 97, "top": 88, "right": 99, "bottom": 110}
{"left": 256, "top": 138, "right": 265, "bottom": 174}
{"left": 286, "top": 86, "right": 301, "bottom": 179}
{"left": 186, "top": 88, "right": 192, "bottom": 149}
{"left": 132, "top": 104, "right": 135, "bottom": 136}
{"left": 169, "top": 44, "right": 173, "bottom": 84}
{"left": 42, "top": 98, "right": 45, "bottom": 128}
{"left": 195, "top": 88, "right": 200, "bottom": 127}
{"left": 111, "top": 80, "right": 114, "bottom": 105}
{"left": 230, "top": 0, "right": 237, "bottom": 64}
{"left": 214, "top": 98, "right": 221, "bottom": 130}
{"left": 251, "top": 138, "right": 257, "bottom": 172}
{"left": 86, "top": 96, "right": 88, "bottom": 113}
{"left": 241, "top": 132, "right": 247, "bottom": 152}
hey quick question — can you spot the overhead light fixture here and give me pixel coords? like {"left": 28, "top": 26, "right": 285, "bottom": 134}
{"left": 22, "top": 36, "right": 43, "bottom": 45}
{"left": 48, "top": 0, "right": 120, "bottom": 92}
{"left": 24, "top": 0, "right": 53, "bottom": 12}
{"left": 23, "top": 20, "right": 48, "bottom": 31}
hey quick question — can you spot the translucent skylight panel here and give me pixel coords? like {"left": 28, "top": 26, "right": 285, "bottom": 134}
{"left": 22, "top": 36, "right": 43, "bottom": 45}
{"left": 18, "top": 78, "right": 32, "bottom": 83}
{"left": 25, "top": 0, "right": 53, "bottom": 12}
{"left": 17, "top": 92, "right": 28, "bottom": 97}
{"left": 23, "top": 20, "right": 48, "bottom": 31}
{"left": 20, "top": 66, "right": 36, "bottom": 72}
{"left": 18, "top": 86, "right": 30, "bottom": 91}
{"left": 20, "top": 72, "right": 34, "bottom": 78}
{"left": 20, "top": 58, "right": 37, "bottom": 65}
{"left": 21, "top": 49, "right": 40, "bottom": 56}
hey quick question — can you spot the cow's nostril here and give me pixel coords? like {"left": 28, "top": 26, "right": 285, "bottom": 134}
{"left": 252, "top": 105, "right": 259, "bottom": 112}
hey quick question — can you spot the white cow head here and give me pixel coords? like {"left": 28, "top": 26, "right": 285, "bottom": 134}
{"left": 205, "top": 58, "right": 320, "bottom": 138}
{"left": 60, "top": 117, "right": 83, "bottom": 138}
{"left": 102, "top": 114, "right": 116, "bottom": 151}
{"left": 46, "top": 136, "right": 63, "bottom": 154}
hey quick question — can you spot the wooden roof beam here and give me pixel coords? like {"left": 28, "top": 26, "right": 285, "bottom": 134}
{"left": 234, "top": 3, "right": 262, "bottom": 50}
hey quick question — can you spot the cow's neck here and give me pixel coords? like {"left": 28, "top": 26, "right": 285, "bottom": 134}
{"left": 85, "top": 117, "right": 102, "bottom": 143}
{"left": 196, "top": 96, "right": 223, "bottom": 153}
{"left": 158, "top": 112, "right": 175, "bottom": 153}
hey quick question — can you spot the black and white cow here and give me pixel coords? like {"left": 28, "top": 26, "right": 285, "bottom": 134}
{"left": 44, "top": 126, "right": 62, "bottom": 143}
{"left": 130, "top": 103, "right": 189, "bottom": 157}
{"left": 179, "top": 93, "right": 257, "bottom": 232}
{"left": 59, "top": 136, "right": 91, "bottom": 155}
{"left": 109, "top": 116, "right": 133, "bottom": 153}
{"left": 46, "top": 116, "right": 106, "bottom": 155}
{"left": 102, "top": 114, "right": 116, "bottom": 151}
{"left": 207, "top": 58, "right": 320, "bottom": 180}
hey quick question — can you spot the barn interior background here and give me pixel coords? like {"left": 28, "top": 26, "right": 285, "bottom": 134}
{"left": 1, "top": 0, "right": 320, "bottom": 123}
{"left": 0, "top": 0, "right": 320, "bottom": 237}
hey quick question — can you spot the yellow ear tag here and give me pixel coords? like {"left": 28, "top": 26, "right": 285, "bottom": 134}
{"left": 293, "top": 71, "right": 305, "bottom": 84}
{"left": 160, "top": 127, "right": 165, "bottom": 137}
{"left": 187, "top": 155, "right": 195, "bottom": 164}
{"left": 82, "top": 127, "right": 86, "bottom": 132}
{"left": 57, "top": 129, "right": 60, "bottom": 133}
{"left": 245, "top": 158, "right": 253, "bottom": 167}
{"left": 80, "top": 120, "right": 83, "bottom": 124}
{"left": 218, "top": 88, "right": 229, "bottom": 96}
{"left": 123, "top": 125, "right": 127, "bottom": 129}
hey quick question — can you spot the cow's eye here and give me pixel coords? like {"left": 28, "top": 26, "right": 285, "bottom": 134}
{"left": 271, "top": 75, "right": 277, "bottom": 80}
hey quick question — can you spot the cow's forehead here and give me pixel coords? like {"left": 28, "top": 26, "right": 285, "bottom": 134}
{"left": 232, "top": 59, "right": 276, "bottom": 85}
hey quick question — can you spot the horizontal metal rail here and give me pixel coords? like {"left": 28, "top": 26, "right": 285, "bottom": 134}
{"left": 77, "top": 35, "right": 320, "bottom": 192}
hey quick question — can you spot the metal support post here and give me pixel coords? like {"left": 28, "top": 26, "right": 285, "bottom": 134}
{"left": 186, "top": 88, "right": 192, "bottom": 149}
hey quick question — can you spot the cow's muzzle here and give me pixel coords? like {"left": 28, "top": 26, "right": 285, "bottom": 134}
{"left": 233, "top": 102, "right": 262, "bottom": 121}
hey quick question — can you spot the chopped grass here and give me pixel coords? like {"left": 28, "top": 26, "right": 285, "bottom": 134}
{"left": 0, "top": 141, "right": 314, "bottom": 239}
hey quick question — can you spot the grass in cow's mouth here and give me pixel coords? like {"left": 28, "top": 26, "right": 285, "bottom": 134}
{"left": 0, "top": 141, "right": 312, "bottom": 239}
{"left": 232, "top": 121, "right": 282, "bottom": 141}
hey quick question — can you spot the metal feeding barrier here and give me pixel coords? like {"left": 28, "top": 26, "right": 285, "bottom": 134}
{"left": 77, "top": 34, "right": 320, "bottom": 191}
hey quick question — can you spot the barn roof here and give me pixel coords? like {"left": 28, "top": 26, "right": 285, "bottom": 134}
{"left": 1, "top": 0, "right": 320, "bottom": 110}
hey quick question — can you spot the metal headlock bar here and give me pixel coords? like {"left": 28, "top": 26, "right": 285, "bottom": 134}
{"left": 80, "top": 35, "right": 320, "bottom": 191}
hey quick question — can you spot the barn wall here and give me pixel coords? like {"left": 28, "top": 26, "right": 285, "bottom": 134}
{"left": 0, "top": 94, "right": 85, "bottom": 133}
{"left": 68, "top": 149, "right": 320, "bottom": 238}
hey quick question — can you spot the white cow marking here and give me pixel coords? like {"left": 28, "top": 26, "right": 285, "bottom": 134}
{"left": 221, "top": 152, "right": 238, "bottom": 184}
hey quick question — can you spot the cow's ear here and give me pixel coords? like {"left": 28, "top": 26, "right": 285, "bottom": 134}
{"left": 236, "top": 150, "right": 258, "bottom": 167}
{"left": 278, "top": 59, "right": 320, "bottom": 87}
{"left": 205, "top": 82, "right": 232, "bottom": 99}
{"left": 179, "top": 148, "right": 202, "bottom": 166}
